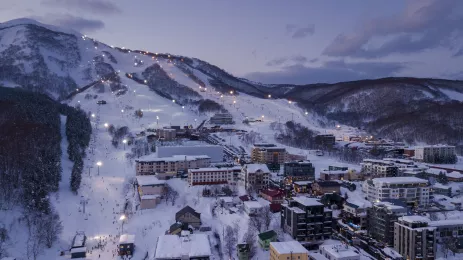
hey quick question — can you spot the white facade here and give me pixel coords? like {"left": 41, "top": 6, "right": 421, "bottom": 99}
{"left": 318, "top": 243, "right": 360, "bottom": 260}
{"left": 415, "top": 145, "right": 456, "bottom": 162}
{"left": 243, "top": 201, "right": 263, "bottom": 215}
{"left": 136, "top": 155, "right": 211, "bottom": 175}
{"left": 362, "top": 177, "right": 430, "bottom": 206}
{"left": 360, "top": 159, "right": 398, "bottom": 177}
{"left": 188, "top": 166, "right": 241, "bottom": 186}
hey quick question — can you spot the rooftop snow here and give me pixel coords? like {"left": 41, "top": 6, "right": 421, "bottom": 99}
{"left": 400, "top": 215, "right": 430, "bottom": 223}
{"left": 244, "top": 201, "right": 263, "bottom": 209}
{"left": 374, "top": 202, "right": 405, "bottom": 210}
{"left": 246, "top": 164, "right": 270, "bottom": 173}
{"left": 72, "top": 233, "right": 85, "bottom": 248}
{"left": 270, "top": 241, "right": 308, "bottom": 254}
{"left": 119, "top": 234, "right": 135, "bottom": 244}
{"left": 290, "top": 207, "right": 306, "bottom": 214}
{"left": 136, "top": 176, "right": 167, "bottom": 186}
{"left": 141, "top": 195, "right": 161, "bottom": 200}
{"left": 320, "top": 170, "right": 348, "bottom": 174}
{"left": 294, "top": 181, "right": 312, "bottom": 185}
{"left": 319, "top": 243, "right": 359, "bottom": 258}
{"left": 154, "top": 234, "right": 212, "bottom": 259}
{"left": 189, "top": 166, "right": 241, "bottom": 173}
{"left": 429, "top": 219, "right": 463, "bottom": 227}
{"left": 372, "top": 177, "right": 428, "bottom": 185}
{"left": 293, "top": 197, "right": 323, "bottom": 207}
{"left": 221, "top": 197, "right": 234, "bottom": 203}
{"left": 136, "top": 155, "right": 211, "bottom": 163}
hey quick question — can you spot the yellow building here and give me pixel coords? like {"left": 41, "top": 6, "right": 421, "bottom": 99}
{"left": 270, "top": 241, "right": 308, "bottom": 260}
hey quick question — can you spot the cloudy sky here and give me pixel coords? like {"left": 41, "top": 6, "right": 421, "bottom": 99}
{"left": 2, "top": 0, "right": 463, "bottom": 84}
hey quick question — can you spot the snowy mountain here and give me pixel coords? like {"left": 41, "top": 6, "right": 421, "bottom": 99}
{"left": 1, "top": 18, "right": 463, "bottom": 145}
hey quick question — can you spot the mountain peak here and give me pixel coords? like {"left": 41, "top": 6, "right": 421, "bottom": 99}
{"left": 0, "top": 18, "right": 81, "bottom": 37}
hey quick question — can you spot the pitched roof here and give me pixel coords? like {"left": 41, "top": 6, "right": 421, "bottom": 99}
{"left": 258, "top": 230, "right": 277, "bottom": 241}
{"left": 260, "top": 189, "right": 285, "bottom": 198}
{"left": 176, "top": 206, "right": 201, "bottom": 220}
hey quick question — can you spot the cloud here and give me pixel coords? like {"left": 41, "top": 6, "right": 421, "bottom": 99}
{"left": 323, "top": 0, "right": 463, "bottom": 58}
{"left": 309, "top": 58, "right": 318, "bottom": 63}
{"left": 42, "top": 0, "right": 121, "bottom": 14}
{"left": 247, "top": 60, "right": 408, "bottom": 84}
{"left": 33, "top": 14, "right": 105, "bottom": 33}
{"left": 285, "top": 23, "right": 315, "bottom": 39}
{"left": 266, "top": 55, "right": 309, "bottom": 67}
{"left": 453, "top": 49, "right": 463, "bottom": 57}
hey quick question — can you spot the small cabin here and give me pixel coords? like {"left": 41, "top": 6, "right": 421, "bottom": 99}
{"left": 119, "top": 234, "right": 135, "bottom": 256}
{"left": 71, "top": 232, "right": 87, "bottom": 259}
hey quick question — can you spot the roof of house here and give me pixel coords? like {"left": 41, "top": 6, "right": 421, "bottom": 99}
{"left": 293, "top": 196, "right": 323, "bottom": 207}
{"left": 169, "top": 222, "right": 185, "bottom": 233}
{"left": 294, "top": 181, "right": 312, "bottom": 186}
{"left": 429, "top": 219, "right": 463, "bottom": 227}
{"left": 315, "top": 181, "right": 341, "bottom": 187}
{"left": 246, "top": 164, "right": 270, "bottom": 173}
{"left": 319, "top": 243, "right": 359, "bottom": 258}
{"left": 119, "top": 234, "right": 135, "bottom": 244}
{"left": 239, "top": 195, "right": 250, "bottom": 201}
{"left": 72, "top": 233, "right": 86, "bottom": 248}
{"left": 258, "top": 230, "right": 277, "bottom": 241}
{"left": 176, "top": 206, "right": 201, "bottom": 220}
{"left": 371, "top": 177, "right": 428, "bottom": 185}
{"left": 260, "top": 189, "right": 284, "bottom": 198}
{"left": 244, "top": 201, "right": 263, "bottom": 209}
{"left": 270, "top": 203, "right": 282, "bottom": 212}
{"left": 136, "top": 175, "right": 167, "bottom": 186}
{"left": 400, "top": 215, "right": 430, "bottom": 223}
{"left": 154, "top": 234, "right": 212, "bottom": 259}
{"left": 221, "top": 197, "right": 234, "bottom": 203}
{"left": 271, "top": 241, "right": 308, "bottom": 254}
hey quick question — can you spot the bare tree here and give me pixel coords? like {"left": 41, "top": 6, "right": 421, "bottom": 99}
{"left": 0, "top": 225, "right": 10, "bottom": 259}
{"left": 249, "top": 215, "right": 263, "bottom": 233}
{"left": 224, "top": 225, "right": 237, "bottom": 259}
{"left": 428, "top": 212, "right": 439, "bottom": 221}
{"left": 443, "top": 211, "right": 449, "bottom": 220}
{"left": 243, "top": 224, "right": 257, "bottom": 258}
{"left": 165, "top": 186, "right": 173, "bottom": 204}
{"left": 441, "top": 235, "right": 458, "bottom": 258}
{"left": 261, "top": 206, "right": 273, "bottom": 231}
{"left": 41, "top": 211, "right": 63, "bottom": 248}
{"left": 170, "top": 190, "right": 179, "bottom": 206}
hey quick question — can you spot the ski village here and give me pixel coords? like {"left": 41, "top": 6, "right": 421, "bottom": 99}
{"left": 0, "top": 18, "right": 463, "bottom": 260}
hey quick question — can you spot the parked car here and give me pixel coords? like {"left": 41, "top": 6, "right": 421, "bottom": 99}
{"left": 97, "top": 100, "right": 107, "bottom": 105}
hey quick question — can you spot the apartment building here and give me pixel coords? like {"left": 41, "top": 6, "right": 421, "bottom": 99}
{"left": 270, "top": 241, "right": 309, "bottom": 260}
{"left": 362, "top": 177, "right": 430, "bottom": 207}
{"left": 360, "top": 159, "right": 399, "bottom": 178}
{"left": 318, "top": 243, "right": 360, "bottom": 260}
{"left": 242, "top": 164, "right": 270, "bottom": 191}
{"left": 394, "top": 216, "right": 436, "bottom": 260}
{"left": 428, "top": 219, "right": 463, "bottom": 243}
{"left": 319, "top": 169, "right": 360, "bottom": 181}
{"left": 281, "top": 197, "right": 333, "bottom": 245}
{"left": 342, "top": 201, "right": 370, "bottom": 231}
{"left": 135, "top": 176, "right": 167, "bottom": 209}
{"left": 251, "top": 143, "right": 287, "bottom": 164}
{"left": 188, "top": 166, "right": 242, "bottom": 186}
{"left": 155, "top": 128, "right": 177, "bottom": 141}
{"left": 210, "top": 113, "right": 234, "bottom": 125}
{"left": 367, "top": 202, "right": 408, "bottom": 246}
{"left": 135, "top": 155, "right": 211, "bottom": 176}
{"left": 284, "top": 161, "right": 315, "bottom": 182}
{"left": 415, "top": 145, "right": 456, "bottom": 163}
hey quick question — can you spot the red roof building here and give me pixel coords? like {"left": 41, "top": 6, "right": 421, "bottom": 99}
{"left": 259, "top": 189, "right": 285, "bottom": 204}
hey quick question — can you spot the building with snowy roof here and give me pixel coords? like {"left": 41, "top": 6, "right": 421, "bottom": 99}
{"left": 135, "top": 155, "right": 211, "bottom": 176}
{"left": 318, "top": 243, "right": 360, "bottom": 260}
{"left": 251, "top": 143, "right": 287, "bottom": 164}
{"left": 135, "top": 176, "right": 166, "bottom": 209}
{"left": 360, "top": 158, "right": 398, "bottom": 178}
{"left": 119, "top": 234, "right": 135, "bottom": 256}
{"left": 156, "top": 144, "right": 223, "bottom": 162}
{"left": 362, "top": 177, "right": 430, "bottom": 206}
{"left": 429, "top": 219, "right": 463, "bottom": 243}
{"left": 284, "top": 160, "right": 315, "bottom": 182}
{"left": 270, "top": 241, "right": 308, "bottom": 260}
{"left": 415, "top": 145, "right": 456, "bottom": 163}
{"left": 243, "top": 201, "right": 263, "bottom": 215}
{"left": 188, "top": 166, "right": 241, "bottom": 186}
{"left": 394, "top": 216, "right": 436, "bottom": 260}
{"left": 342, "top": 201, "right": 370, "bottom": 231}
{"left": 281, "top": 197, "right": 332, "bottom": 245}
{"left": 367, "top": 202, "right": 407, "bottom": 246}
{"left": 242, "top": 164, "right": 270, "bottom": 191}
{"left": 153, "top": 233, "right": 212, "bottom": 260}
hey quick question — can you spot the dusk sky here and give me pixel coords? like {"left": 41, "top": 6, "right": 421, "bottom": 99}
{"left": 2, "top": 0, "right": 463, "bottom": 84}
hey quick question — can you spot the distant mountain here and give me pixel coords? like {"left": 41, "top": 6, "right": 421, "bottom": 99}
{"left": 1, "top": 18, "right": 463, "bottom": 145}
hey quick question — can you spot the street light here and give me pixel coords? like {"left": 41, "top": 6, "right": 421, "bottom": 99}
{"left": 91, "top": 113, "right": 95, "bottom": 118}
{"left": 268, "top": 94, "right": 271, "bottom": 98}
{"left": 96, "top": 161, "right": 102, "bottom": 175}
{"left": 172, "top": 99, "right": 176, "bottom": 103}
{"left": 156, "top": 116, "right": 159, "bottom": 125}
{"left": 120, "top": 214, "right": 126, "bottom": 234}
{"left": 123, "top": 139, "right": 127, "bottom": 150}
{"left": 104, "top": 123, "right": 109, "bottom": 128}
{"left": 288, "top": 100, "right": 292, "bottom": 104}
{"left": 305, "top": 111, "right": 308, "bottom": 115}
{"left": 230, "top": 90, "right": 234, "bottom": 95}
{"left": 121, "top": 109, "right": 124, "bottom": 113}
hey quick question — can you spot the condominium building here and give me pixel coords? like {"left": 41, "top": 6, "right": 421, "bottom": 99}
{"left": 342, "top": 201, "right": 370, "bottom": 231}
{"left": 415, "top": 145, "right": 456, "bottom": 163}
{"left": 281, "top": 197, "right": 333, "bottom": 245}
{"left": 135, "top": 155, "right": 211, "bottom": 176}
{"left": 319, "top": 168, "right": 360, "bottom": 181}
{"left": 242, "top": 164, "right": 270, "bottom": 191}
{"left": 157, "top": 144, "right": 223, "bottom": 162}
{"left": 394, "top": 216, "right": 436, "bottom": 260}
{"left": 188, "top": 166, "right": 242, "bottom": 186}
{"left": 284, "top": 161, "right": 315, "bottom": 182}
{"left": 270, "top": 241, "right": 309, "bottom": 260}
{"left": 360, "top": 159, "right": 398, "bottom": 178}
{"left": 367, "top": 202, "right": 407, "bottom": 245}
{"left": 251, "top": 143, "right": 287, "bottom": 164}
{"left": 362, "top": 177, "right": 430, "bottom": 206}
{"left": 318, "top": 243, "right": 360, "bottom": 260}
{"left": 428, "top": 219, "right": 463, "bottom": 243}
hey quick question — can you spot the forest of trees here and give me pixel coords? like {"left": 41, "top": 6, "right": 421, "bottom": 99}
{"left": 0, "top": 86, "right": 90, "bottom": 254}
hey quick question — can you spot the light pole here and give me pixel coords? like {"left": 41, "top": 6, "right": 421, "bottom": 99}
{"left": 96, "top": 161, "right": 102, "bottom": 175}
{"left": 123, "top": 139, "right": 127, "bottom": 150}
{"left": 194, "top": 118, "right": 197, "bottom": 128}
{"left": 104, "top": 123, "right": 109, "bottom": 128}
{"left": 120, "top": 214, "right": 126, "bottom": 234}
{"left": 156, "top": 116, "right": 159, "bottom": 126}
{"left": 268, "top": 94, "right": 271, "bottom": 98}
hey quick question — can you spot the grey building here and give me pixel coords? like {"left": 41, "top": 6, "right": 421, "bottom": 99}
{"left": 284, "top": 160, "right": 315, "bottom": 182}
{"left": 281, "top": 197, "right": 332, "bottom": 246}
{"left": 210, "top": 113, "right": 234, "bottom": 125}
{"left": 394, "top": 216, "right": 436, "bottom": 260}
{"left": 367, "top": 202, "right": 407, "bottom": 246}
